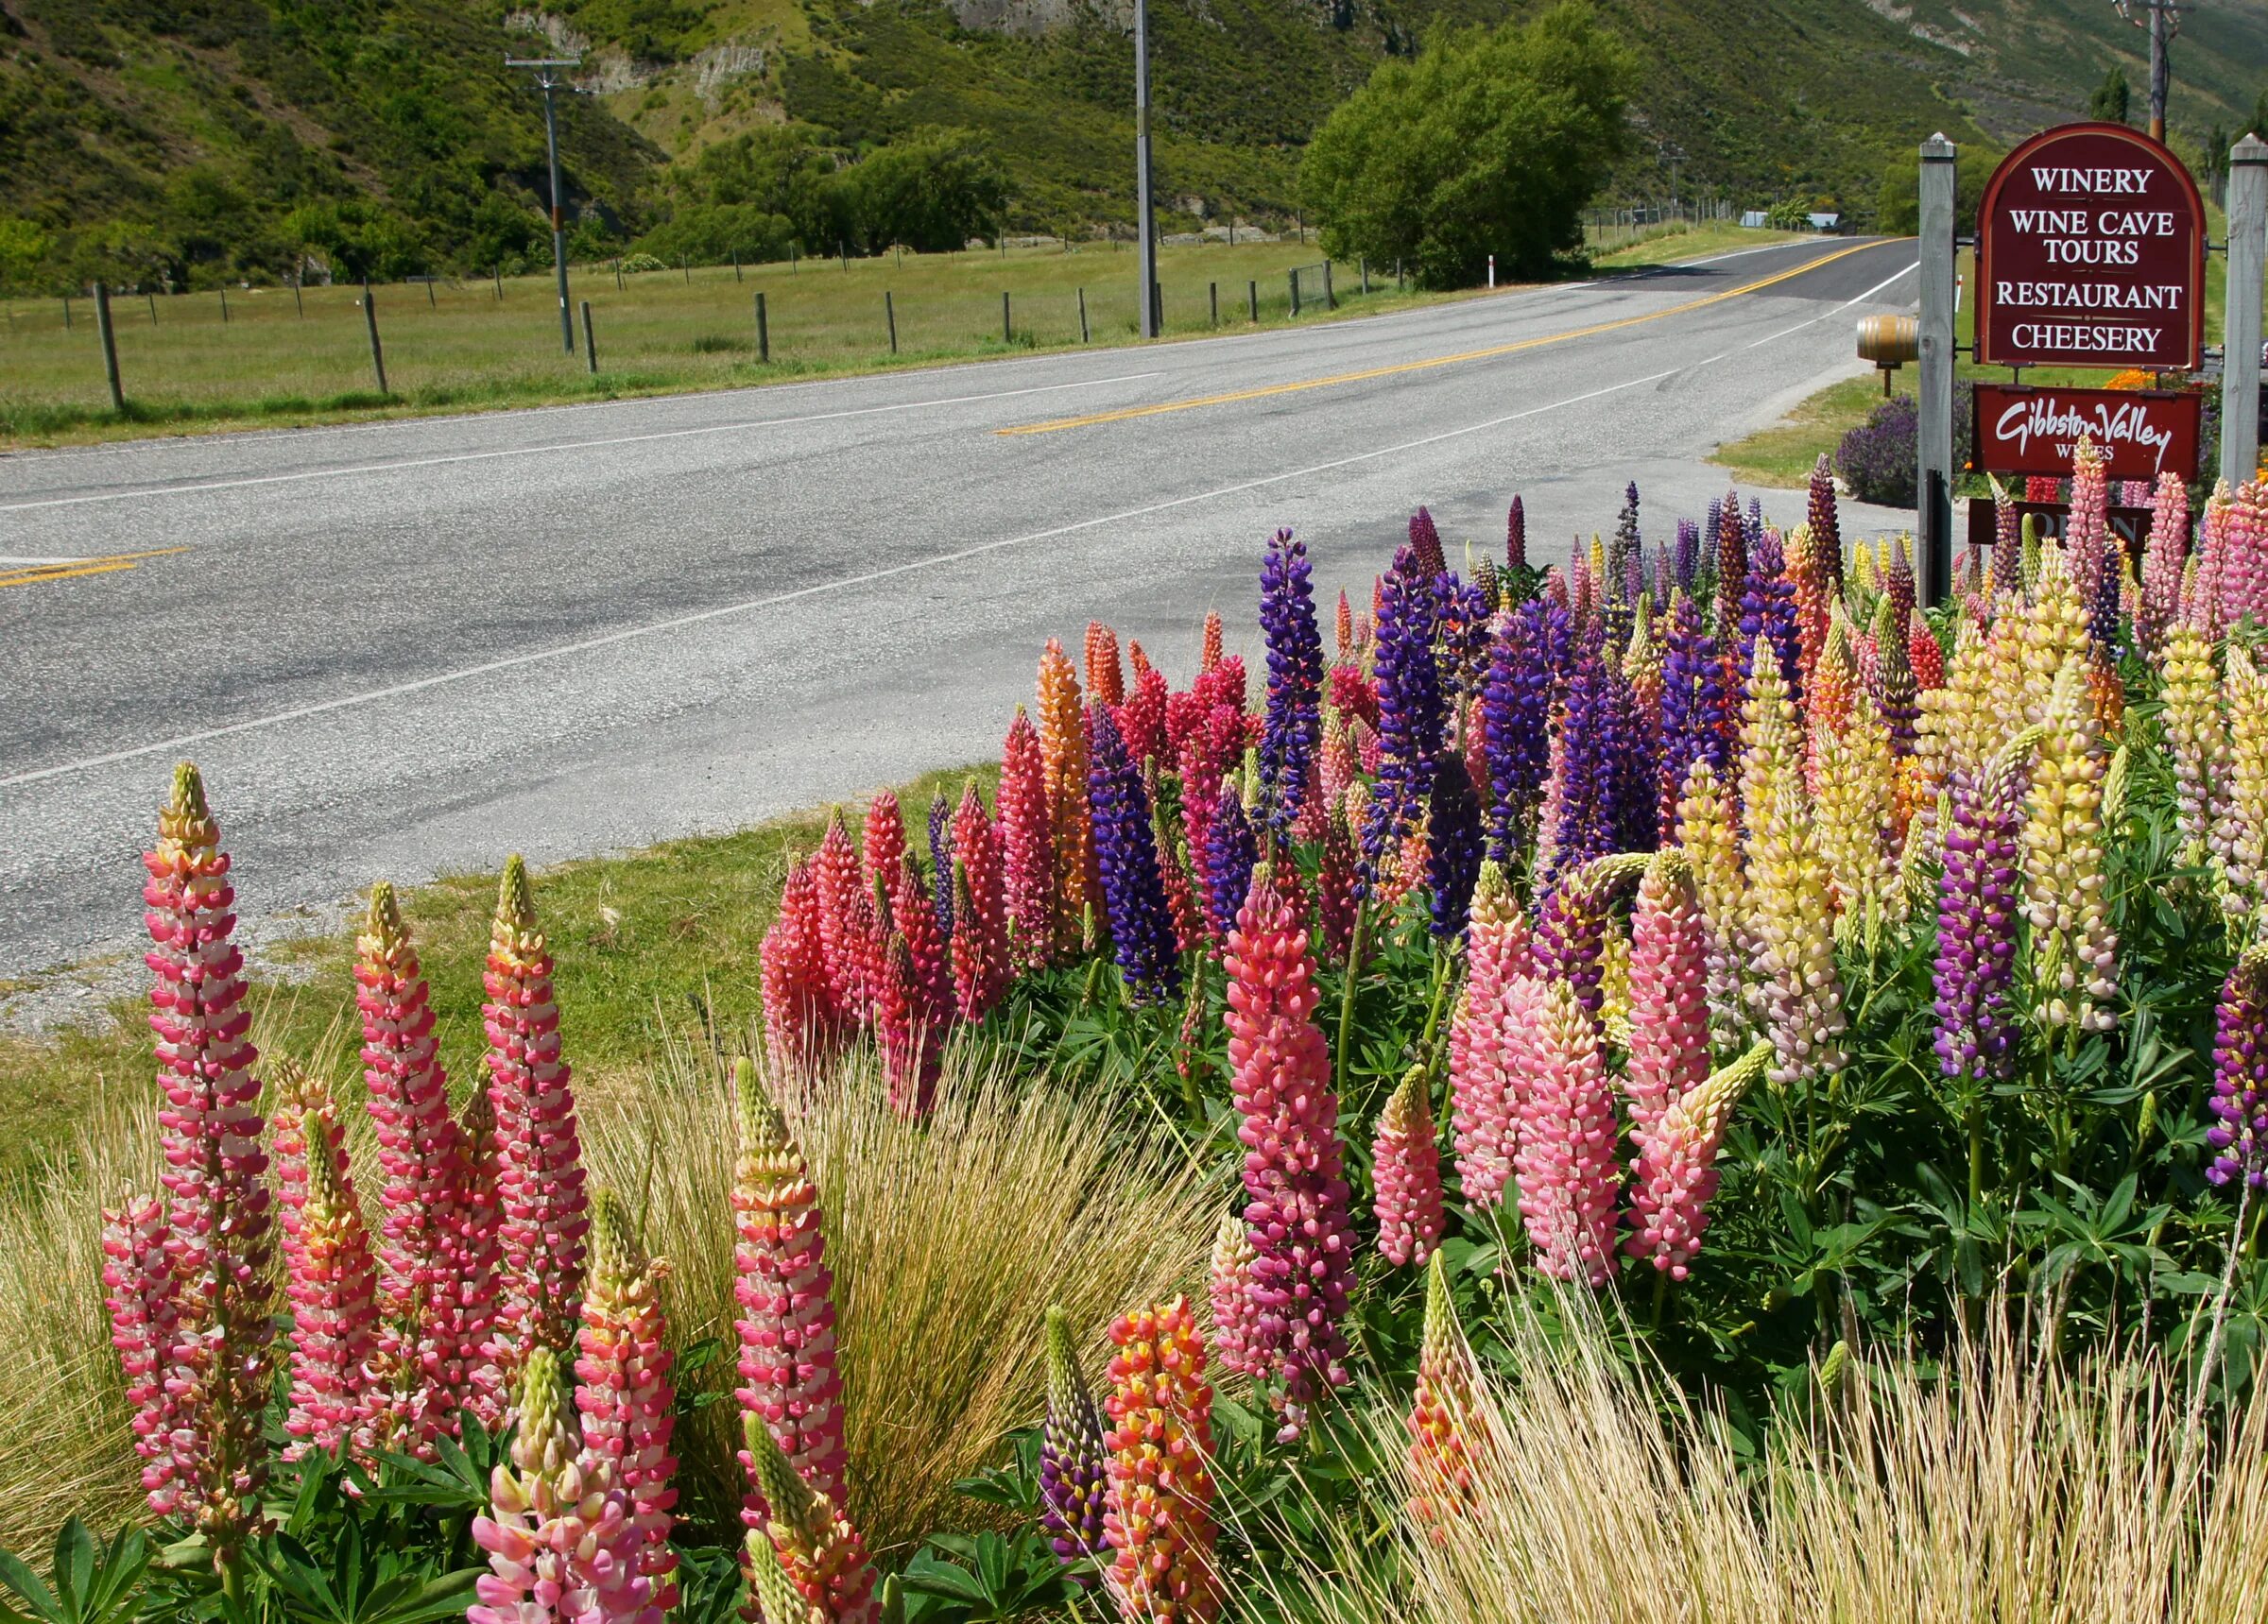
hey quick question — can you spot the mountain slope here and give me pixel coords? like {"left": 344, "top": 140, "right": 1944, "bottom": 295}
{"left": 1, "top": 0, "right": 2263, "bottom": 292}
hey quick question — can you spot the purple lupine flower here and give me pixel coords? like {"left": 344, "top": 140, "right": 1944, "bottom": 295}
{"left": 1207, "top": 783, "right": 1258, "bottom": 940}
{"left": 1258, "top": 528, "right": 1324, "bottom": 832}
{"left": 1675, "top": 519, "right": 1701, "bottom": 592}
{"left": 1482, "top": 603, "right": 1555, "bottom": 862}
{"left": 1652, "top": 544, "right": 1675, "bottom": 604}
{"left": 1436, "top": 572, "right": 1493, "bottom": 704}
{"left": 927, "top": 795, "right": 955, "bottom": 943}
{"left": 1608, "top": 482, "right": 1641, "bottom": 606}
{"left": 1409, "top": 506, "right": 1448, "bottom": 579}
{"left": 1744, "top": 497, "right": 1764, "bottom": 552}
{"left": 1808, "top": 454, "right": 1845, "bottom": 592}
{"left": 1359, "top": 544, "right": 1447, "bottom": 890}
{"left": 1658, "top": 594, "right": 1732, "bottom": 840}
{"left": 1606, "top": 658, "right": 1660, "bottom": 855}
{"left": 1545, "top": 651, "right": 1618, "bottom": 888}
{"left": 1738, "top": 531, "right": 1803, "bottom": 707}
{"left": 1088, "top": 706, "right": 1181, "bottom": 1004}
{"left": 1991, "top": 491, "right": 2022, "bottom": 598}
{"left": 1507, "top": 496, "right": 1528, "bottom": 571}
{"left": 1714, "top": 490, "right": 1748, "bottom": 640}
{"left": 1872, "top": 599, "right": 1919, "bottom": 758}
{"left": 1039, "top": 1306, "right": 1108, "bottom": 1580}
{"left": 2208, "top": 945, "right": 2268, "bottom": 1188}
{"left": 1535, "top": 872, "right": 1609, "bottom": 1025}
{"left": 1885, "top": 539, "right": 1916, "bottom": 629}
{"left": 1426, "top": 752, "right": 1484, "bottom": 940}
{"left": 1933, "top": 748, "right": 2029, "bottom": 1090}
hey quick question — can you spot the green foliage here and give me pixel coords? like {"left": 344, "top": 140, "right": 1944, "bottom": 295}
{"left": 1300, "top": 4, "right": 1636, "bottom": 288}
{"left": 2090, "top": 65, "right": 2132, "bottom": 126}
{"left": 1875, "top": 143, "right": 2005, "bottom": 236}
{"left": 634, "top": 203, "right": 798, "bottom": 267}
{"left": 0, "top": 1519, "right": 147, "bottom": 1624}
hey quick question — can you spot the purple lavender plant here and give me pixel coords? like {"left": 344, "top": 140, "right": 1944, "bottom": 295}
{"left": 1207, "top": 783, "right": 1259, "bottom": 941}
{"left": 1426, "top": 752, "right": 1484, "bottom": 940}
{"left": 1738, "top": 531, "right": 1803, "bottom": 706}
{"left": 2208, "top": 946, "right": 2268, "bottom": 1189}
{"left": 1933, "top": 749, "right": 2028, "bottom": 1091}
{"left": 1358, "top": 543, "right": 1447, "bottom": 890}
{"left": 1482, "top": 602, "right": 1555, "bottom": 862}
{"left": 1038, "top": 1306, "right": 1108, "bottom": 1581}
{"left": 1088, "top": 706, "right": 1181, "bottom": 1003}
{"left": 1258, "top": 527, "right": 1323, "bottom": 832}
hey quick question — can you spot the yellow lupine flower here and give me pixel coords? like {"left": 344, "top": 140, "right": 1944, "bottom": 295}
{"left": 2223, "top": 645, "right": 2268, "bottom": 929}
{"left": 1813, "top": 691, "right": 1898, "bottom": 944}
{"left": 2157, "top": 622, "right": 2227, "bottom": 868}
{"left": 1676, "top": 756, "right": 1748, "bottom": 1054}
{"left": 2022, "top": 656, "right": 2119, "bottom": 1034}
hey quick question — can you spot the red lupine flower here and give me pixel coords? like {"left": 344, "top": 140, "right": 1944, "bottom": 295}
{"left": 731, "top": 1060, "right": 848, "bottom": 1524}
{"left": 950, "top": 781, "right": 1010, "bottom": 1020}
{"left": 999, "top": 710, "right": 1057, "bottom": 969}
{"left": 813, "top": 813, "right": 867, "bottom": 1023}
{"left": 1088, "top": 620, "right": 1126, "bottom": 707}
{"left": 1121, "top": 661, "right": 1172, "bottom": 767}
{"left": 861, "top": 792, "right": 906, "bottom": 897}
{"left": 762, "top": 859, "right": 837, "bottom": 1081}
{"left": 1200, "top": 610, "right": 1224, "bottom": 675}
{"left": 484, "top": 856, "right": 592, "bottom": 1393}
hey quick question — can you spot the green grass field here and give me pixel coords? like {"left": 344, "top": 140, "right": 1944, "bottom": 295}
{"left": 0, "top": 229, "right": 1804, "bottom": 448}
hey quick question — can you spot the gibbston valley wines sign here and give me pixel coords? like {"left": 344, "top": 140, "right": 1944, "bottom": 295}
{"left": 1973, "top": 122, "right": 2206, "bottom": 371}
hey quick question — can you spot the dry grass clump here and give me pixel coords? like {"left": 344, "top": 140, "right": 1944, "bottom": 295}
{"left": 1264, "top": 1297, "right": 2268, "bottom": 1623}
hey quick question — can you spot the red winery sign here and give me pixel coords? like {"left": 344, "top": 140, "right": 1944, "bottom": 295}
{"left": 1971, "top": 384, "right": 2204, "bottom": 480}
{"left": 1974, "top": 123, "right": 2205, "bottom": 370}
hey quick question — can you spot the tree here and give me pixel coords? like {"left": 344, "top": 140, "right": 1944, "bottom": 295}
{"left": 1298, "top": 3, "right": 1635, "bottom": 289}
{"left": 1875, "top": 144, "right": 2002, "bottom": 235}
{"left": 835, "top": 128, "right": 1011, "bottom": 255}
{"left": 2090, "top": 67, "right": 2132, "bottom": 126}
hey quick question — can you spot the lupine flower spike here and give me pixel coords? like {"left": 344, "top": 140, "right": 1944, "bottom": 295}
{"left": 2207, "top": 944, "right": 2268, "bottom": 1188}
{"left": 1206, "top": 1208, "right": 1264, "bottom": 1380}
{"left": 730, "top": 1059, "right": 849, "bottom": 1524}
{"left": 576, "top": 1191, "right": 680, "bottom": 1612}
{"left": 274, "top": 1073, "right": 382, "bottom": 1462}
{"left": 1625, "top": 1040, "right": 1775, "bottom": 1277}
{"left": 1000, "top": 710, "right": 1056, "bottom": 967}
{"left": 485, "top": 856, "right": 591, "bottom": 1390}
{"left": 135, "top": 761, "right": 274, "bottom": 1564}
{"left": 1623, "top": 851, "right": 1710, "bottom": 1142}
{"left": 744, "top": 1414, "right": 880, "bottom": 1624}
{"left": 1040, "top": 1306, "right": 1109, "bottom": 1581}
{"left": 357, "top": 882, "right": 472, "bottom": 1448}
{"left": 1933, "top": 731, "right": 2043, "bottom": 1094}
{"left": 1090, "top": 707, "right": 1183, "bottom": 1003}
{"left": 1257, "top": 528, "right": 1324, "bottom": 830}
{"left": 1406, "top": 1253, "right": 1479, "bottom": 1530}
{"left": 1510, "top": 976, "right": 1621, "bottom": 1285}
{"left": 1372, "top": 1066, "right": 1446, "bottom": 1266}
{"left": 1448, "top": 862, "right": 1529, "bottom": 1209}
{"left": 2023, "top": 658, "right": 2120, "bottom": 1033}
{"left": 1101, "top": 1298, "right": 1221, "bottom": 1624}
{"left": 1223, "top": 871, "right": 1357, "bottom": 1436}
{"left": 470, "top": 1347, "right": 662, "bottom": 1624}
{"left": 102, "top": 1188, "right": 182, "bottom": 1515}
{"left": 1038, "top": 640, "right": 1094, "bottom": 948}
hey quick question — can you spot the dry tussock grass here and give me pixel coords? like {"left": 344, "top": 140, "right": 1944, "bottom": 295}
{"left": 1262, "top": 1295, "right": 2268, "bottom": 1624}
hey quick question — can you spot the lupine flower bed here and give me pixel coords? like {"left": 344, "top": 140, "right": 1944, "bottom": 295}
{"left": 21, "top": 442, "right": 2268, "bottom": 1622}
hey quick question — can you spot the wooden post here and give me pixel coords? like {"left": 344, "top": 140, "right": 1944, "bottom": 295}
{"left": 219, "top": 286, "right": 230, "bottom": 324}
{"left": 1289, "top": 270, "right": 1300, "bottom": 317}
{"left": 425, "top": 276, "right": 436, "bottom": 306}
{"left": 93, "top": 281, "right": 124, "bottom": 411}
{"left": 61, "top": 294, "right": 71, "bottom": 330}
{"left": 360, "top": 281, "right": 387, "bottom": 394}
{"left": 2222, "top": 136, "right": 2268, "bottom": 489}
{"left": 1323, "top": 261, "right": 1334, "bottom": 310}
{"left": 581, "top": 299, "right": 597, "bottom": 373}
{"left": 1078, "top": 286, "right": 1090, "bottom": 343}
{"left": 295, "top": 276, "right": 306, "bottom": 316}
{"left": 493, "top": 266, "right": 502, "bottom": 302}
{"left": 1360, "top": 258, "right": 1369, "bottom": 295}
{"left": 615, "top": 259, "right": 624, "bottom": 292}
{"left": 1210, "top": 281, "right": 1218, "bottom": 325}
{"left": 146, "top": 291, "right": 157, "bottom": 323}
{"left": 1002, "top": 290, "right": 1012, "bottom": 344}
{"left": 682, "top": 257, "right": 690, "bottom": 283}
{"left": 755, "top": 291, "right": 769, "bottom": 362}
{"left": 885, "top": 290, "right": 897, "bottom": 353}
{"left": 1247, "top": 280, "right": 1258, "bottom": 321}
{"left": 1916, "top": 132, "right": 1957, "bottom": 607}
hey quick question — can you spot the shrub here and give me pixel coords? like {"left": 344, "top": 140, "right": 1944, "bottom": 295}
{"left": 1834, "top": 382, "right": 1973, "bottom": 505}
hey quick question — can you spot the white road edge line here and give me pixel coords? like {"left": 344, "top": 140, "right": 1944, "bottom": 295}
{"left": 2, "top": 365, "right": 1686, "bottom": 791}
{"left": 0, "top": 370, "right": 1163, "bottom": 515}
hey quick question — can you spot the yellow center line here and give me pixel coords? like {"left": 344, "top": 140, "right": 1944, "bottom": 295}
{"left": 0, "top": 546, "right": 189, "bottom": 590}
{"left": 996, "top": 238, "right": 1891, "bottom": 436}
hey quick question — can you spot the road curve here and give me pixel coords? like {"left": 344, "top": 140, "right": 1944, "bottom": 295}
{"left": 2, "top": 234, "right": 1920, "bottom": 978}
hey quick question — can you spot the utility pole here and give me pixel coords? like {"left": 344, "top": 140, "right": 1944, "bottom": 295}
{"left": 2114, "top": 0, "right": 2182, "bottom": 142}
{"left": 1133, "top": 0, "right": 1159, "bottom": 339}
{"left": 507, "top": 55, "right": 582, "bottom": 354}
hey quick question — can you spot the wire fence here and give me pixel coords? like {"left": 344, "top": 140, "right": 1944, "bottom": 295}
{"left": 1580, "top": 198, "right": 1743, "bottom": 248}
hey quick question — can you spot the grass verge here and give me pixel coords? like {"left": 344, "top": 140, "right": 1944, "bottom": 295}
{"left": 1714, "top": 373, "right": 1894, "bottom": 488}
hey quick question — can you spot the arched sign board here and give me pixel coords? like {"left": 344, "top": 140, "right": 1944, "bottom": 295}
{"left": 1974, "top": 122, "right": 2206, "bottom": 371}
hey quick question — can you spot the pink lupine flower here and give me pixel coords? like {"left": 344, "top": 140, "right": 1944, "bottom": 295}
{"left": 576, "top": 1192, "right": 680, "bottom": 1613}
{"left": 730, "top": 1059, "right": 848, "bottom": 1526}
{"left": 763, "top": 858, "right": 838, "bottom": 1080}
{"left": 1371, "top": 1067, "right": 1446, "bottom": 1267}
{"left": 100, "top": 1189, "right": 181, "bottom": 1515}
{"left": 892, "top": 851, "right": 957, "bottom": 1033}
{"left": 861, "top": 792, "right": 906, "bottom": 897}
{"left": 273, "top": 1073, "right": 382, "bottom": 1462}
{"left": 1510, "top": 977, "right": 1620, "bottom": 1286}
{"left": 484, "top": 856, "right": 592, "bottom": 1390}
{"left": 1448, "top": 861, "right": 1532, "bottom": 1210}
{"left": 1622, "top": 851, "right": 1709, "bottom": 1144}
{"left": 139, "top": 761, "right": 275, "bottom": 1562}
{"left": 950, "top": 781, "right": 1011, "bottom": 1020}
{"left": 1178, "top": 730, "right": 1224, "bottom": 933}
{"left": 471, "top": 1347, "right": 662, "bottom": 1624}
{"left": 1223, "top": 870, "right": 1357, "bottom": 1438}
{"left": 1000, "top": 709, "right": 1057, "bottom": 968}
{"left": 455, "top": 1087, "right": 507, "bottom": 1430}
{"left": 1121, "top": 660, "right": 1173, "bottom": 767}
{"left": 1206, "top": 1207, "right": 1265, "bottom": 1381}
{"left": 2223, "top": 480, "right": 2268, "bottom": 629}
{"left": 813, "top": 813, "right": 868, "bottom": 1023}
{"left": 1406, "top": 1252, "right": 1479, "bottom": 1530}
{"left": 1626, "top": 1041, "right": 1774, "bottom": 1278}
{"left": 355, "top": 882, "right": 469, "bottom": 1450}
{"left": 2139, "top": 470, "right": 2191, "bottom": 655}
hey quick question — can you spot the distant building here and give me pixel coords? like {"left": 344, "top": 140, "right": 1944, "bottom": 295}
{"left": 1742, "top": 210, "right": 1769, "bottom": 229}
{"left": 1808, "top": 212, "right": 1842, "bottom": 232}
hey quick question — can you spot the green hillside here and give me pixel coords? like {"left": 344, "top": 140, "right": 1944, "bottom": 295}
{"left": 2, "top": 0, "right": 2264, "bottom": 293}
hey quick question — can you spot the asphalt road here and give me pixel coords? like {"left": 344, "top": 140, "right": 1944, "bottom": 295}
{"left": 1, "top": 234, "right": 1920, "bottom": 983}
